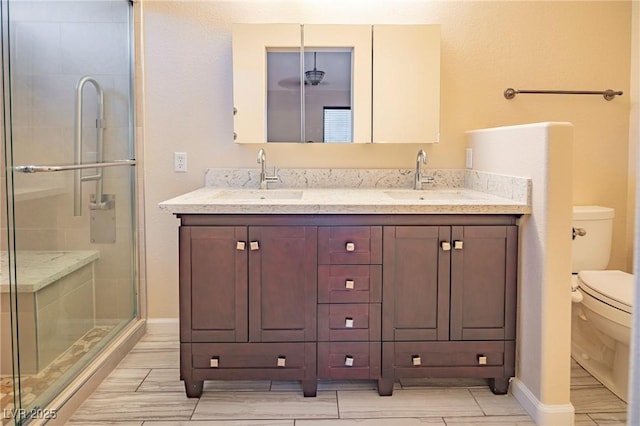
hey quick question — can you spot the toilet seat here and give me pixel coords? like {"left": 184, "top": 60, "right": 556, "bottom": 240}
{"left": 577, "top": 270, "right": 634, "bottom": 314}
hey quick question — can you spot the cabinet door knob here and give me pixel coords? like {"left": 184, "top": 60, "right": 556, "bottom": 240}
{"left": 277, "top": 356, "right": 286, "bottom": 367}
{"left": 344, "top": 355, "right": 354, "bottom": 367}
{"left": 345, "top": 317, "right": 354, "bottom": 328}
{"left": 441, "top": 241, "right": 451, "bottom": 251}
{"left": 345, "top": 242, "right": 356, "bottom": 252}
{"left": 454, "top": 240, "right": 464, "bottom": 250}
{"left": 345, "top": 279, "right": 355, "bottom": 289}
{"left": 236, "top": 241, "right": 246, "bottom": 251}
{"left": 250, "top": 241, "right": 260, "bottom": 251}
{"left": 233, "top": 132, "right": 237, "bottom": 140}
{"left": 412, "top": 355, "right": 422, "bottom": 366}
{"left": 477, "top": 355, "right": 487, "bottom": 365}
{"left": 233, "top": 107, "right": 237, "bottom": 115}
{"left": 210, "top": 357, "right": 219, "bottom": 368}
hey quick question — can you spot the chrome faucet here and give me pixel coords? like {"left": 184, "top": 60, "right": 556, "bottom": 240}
{"left": 414, "top": 149, "right": 434, "bottom": 190}
{"left": 257, "top": 148, "right": 279, "bottom": 189}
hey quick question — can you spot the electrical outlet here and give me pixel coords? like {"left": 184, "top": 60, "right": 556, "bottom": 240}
{"left": 174, "top": 152, "right": 187, "bottom": 172}
{"left": 465, "top": 148, "right": 473, "bottom": 169}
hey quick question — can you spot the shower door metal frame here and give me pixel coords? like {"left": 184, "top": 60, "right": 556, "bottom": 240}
{"left": 1, "top": 0, "right": 23, "bottom": 420}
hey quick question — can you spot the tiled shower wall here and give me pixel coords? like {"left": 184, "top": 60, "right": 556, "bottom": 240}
{"left": 4, "top": 1, "right": 134, "bottom": 323}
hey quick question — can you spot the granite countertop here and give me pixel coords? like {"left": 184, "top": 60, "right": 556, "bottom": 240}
{"left": 159, "top": 168, "right": 531, "bottom": 215}
{"left": 159, "top": 187, "right": 529, "bottom": 215}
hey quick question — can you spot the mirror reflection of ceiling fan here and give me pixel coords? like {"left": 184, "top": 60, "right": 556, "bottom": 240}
{"left": 277, "top": 52, "right": 329, "bottom": 89}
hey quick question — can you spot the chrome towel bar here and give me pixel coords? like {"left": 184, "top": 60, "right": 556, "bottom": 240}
{"left": 504, "top": 88, "right": 623, "bottom": 101}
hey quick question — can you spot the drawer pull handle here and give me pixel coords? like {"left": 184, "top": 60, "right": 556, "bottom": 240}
{"left": 454, "top": 240, "right": 464, "bottom": 250}
{"left": 345, "top": 242, "right": 356, "bottom": 252}
{"left": 477, "top": 355, "right": 487, "bottom": 365}
{"left": 441, "top": 241, "right": 451, "bottom": 251}
{"left": 345, "top": 355, "right": 354, "bottom": 367}
{"left": 277, "top": 356, "right": 286, "bottom": 367}
{"left": 210, "top": 357, "right": 219, "bottom": 368}
{"left": 236, "top": 241, "right": 246, "bottom": 251}
{"left": 412, "top": 355, "right": 422, "bottom": 366}
{"left": 250, "top": 241, "right": 260, "bottom": 251}
{"left": 345, "top": 279, "right": 355, "bottom": 289}
{"left": 345, "top": 317, "right": 354, "bottom": 328}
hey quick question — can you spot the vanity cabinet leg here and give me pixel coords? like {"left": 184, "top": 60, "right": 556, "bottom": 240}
{"left": 184, "top": 379, "right": 204, "bottom": 398}
{"left": 377, "top": 378, "right": 394, "bottom": 396}
{"left": 488, "top": 377, "right": 510, "bottom": 395}
{"left": 302, "top": 380, "right": 317, "bottom": 397}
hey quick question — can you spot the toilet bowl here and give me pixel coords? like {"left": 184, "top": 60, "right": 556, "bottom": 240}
{"left": 571, "top": 269, "right": 634, "bottom": 402}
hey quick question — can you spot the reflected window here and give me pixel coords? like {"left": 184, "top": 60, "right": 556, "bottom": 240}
{"left": 323, "top": 107, "right": 352, "bottom": 143}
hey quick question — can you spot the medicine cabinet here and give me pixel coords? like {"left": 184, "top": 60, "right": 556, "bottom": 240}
{"left": 232, "top": 23, "right": 440, "bottom": 144}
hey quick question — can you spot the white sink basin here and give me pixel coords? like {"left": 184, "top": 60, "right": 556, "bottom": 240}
{"left": 384, "top": 190, "right": 482, "bottom": 201}
{"left": 215, "top": 189, "right": 303, "bottom": 200}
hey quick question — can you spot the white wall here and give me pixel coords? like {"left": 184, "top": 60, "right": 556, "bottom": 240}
{"left": 142, "top": 1, "right": 634, "bottom": 319}
{"left": 468, "top": 123, "right": 574, "bottom": 425}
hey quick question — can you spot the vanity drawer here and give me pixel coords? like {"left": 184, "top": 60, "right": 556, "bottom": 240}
{"left": 318, "top": 342, "right": 381, "bottom": 380}
{"left": 318, "top": 265, "right": 382, "bottom": 303}
{"left": 385, "top": 341, "right": 513, "bottom": 379}
{"left": 191, "top": 342, "right": 310, "bottom": 370}
{"left": 318, "top": 303, "right": 381, "bottom": 341}
{"left": 318, "top": 226, "right": 382, "bottom": 265}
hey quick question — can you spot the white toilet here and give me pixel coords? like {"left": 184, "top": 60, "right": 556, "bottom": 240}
{"left": 571, "top": 205, "right": 634, "bottom": 402}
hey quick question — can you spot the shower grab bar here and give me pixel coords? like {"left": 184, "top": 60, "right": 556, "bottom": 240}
{"left": 14, "top": 159, "right": 136, "bottom": 174}
{"left": 504, "top": 88, "right": 623, "bottom": 101}
{"left": 75, "top": 76, "right": 105, "bottom": 216}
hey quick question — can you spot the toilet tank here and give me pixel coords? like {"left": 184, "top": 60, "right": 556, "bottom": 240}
{"left": 572, "top": 205, "right": 615, "bottom": 272}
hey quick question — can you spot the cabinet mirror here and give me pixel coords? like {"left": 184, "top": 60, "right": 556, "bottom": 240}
{"left": 267, "top": 50, "right": 353, "bottom": 143}
{"left": 232, "top": 23, "right": 440, "bottom": 144}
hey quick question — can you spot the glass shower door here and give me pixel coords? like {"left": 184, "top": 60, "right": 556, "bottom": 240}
{"left": 1, "top": 1, "right": 137, "bottom": 423}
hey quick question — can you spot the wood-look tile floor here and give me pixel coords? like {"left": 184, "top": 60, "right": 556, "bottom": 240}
{"left": 67, "top": 325, "right": 628, "bottom": 425}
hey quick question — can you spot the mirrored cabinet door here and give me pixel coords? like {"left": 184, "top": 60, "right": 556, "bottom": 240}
{"left": 303, "top": 24, "right": 372, "bottom": 144}
{"left": 373, "top": 25, "right": 440, "bottom": 143}
{"left": 232, "top": 23, "right": 301, "bottom": 143}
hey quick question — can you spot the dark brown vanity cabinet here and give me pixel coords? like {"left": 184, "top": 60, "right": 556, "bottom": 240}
{"left": 177, "top": 215, "right": 518, "bottom": 398}
{"left": 317, "top": 227, "right": 383, "bottom": 383}
{"left": 179, "top": 225, "right": 318, "bottom": 398}
{"left": 380, "top": 225, "right": 518, "bottom": 395}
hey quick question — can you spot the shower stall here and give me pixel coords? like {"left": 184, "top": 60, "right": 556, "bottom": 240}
{"left": 1, "top": 1, "right": 140, "bottom": 423}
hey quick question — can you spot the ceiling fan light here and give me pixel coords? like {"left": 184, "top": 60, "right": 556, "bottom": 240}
{"left": 305, "top": 69, "right": 325, "bottom": 86}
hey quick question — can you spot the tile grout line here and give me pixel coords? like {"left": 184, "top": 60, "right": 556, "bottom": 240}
{"left": 466, "top": 387, "right": 489, "bottom": 417}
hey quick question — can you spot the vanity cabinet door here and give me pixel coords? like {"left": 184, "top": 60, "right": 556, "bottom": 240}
{"left": 382, "top": 226, "right": 451, "bottom": 342}
{"left": 372, "top": 25, "right": 440, "bottom": 143}
{"left": 248, "top": 226, "right": 318, "bottom": 342}
{"left": 449, "top": 226, "right": 518, "bottom": 341}
{"left": 179, "top": 226, "right": 248, "bottom": 343}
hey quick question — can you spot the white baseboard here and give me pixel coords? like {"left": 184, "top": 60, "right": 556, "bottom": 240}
{"left": 511, "top": 378, "right": 575, "bottom": 426}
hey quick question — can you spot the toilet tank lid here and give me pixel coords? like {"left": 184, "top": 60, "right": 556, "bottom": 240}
{"left": 578, "top": 270, "right": 634, "bottom": 309}
{"left": 573, "top": 205, "right": 615, "bottom": 220}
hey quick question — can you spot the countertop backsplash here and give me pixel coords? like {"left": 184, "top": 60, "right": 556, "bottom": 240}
{"left": 204, "top": 168, "right": 531, "bottom": 204}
